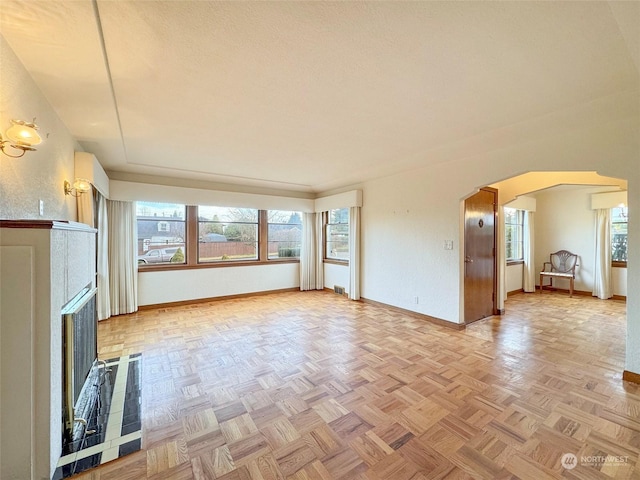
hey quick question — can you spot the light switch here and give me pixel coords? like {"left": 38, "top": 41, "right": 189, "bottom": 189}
{"left": 444, "top": 240, "right": 453, "bottom": 250}
{"left": 39, "top": 199, "right": 44, "bottom": 216}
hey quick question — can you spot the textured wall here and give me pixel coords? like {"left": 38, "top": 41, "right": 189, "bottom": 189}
{"left": 0, "top": 36, "right": 79, "bottom": 221}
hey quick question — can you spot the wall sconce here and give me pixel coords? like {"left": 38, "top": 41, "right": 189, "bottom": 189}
{"left": 0, "top": 119, "right": 43, "bottom": 158}
{"left": 64, "top": 178, "right": 91, "bottom": 197}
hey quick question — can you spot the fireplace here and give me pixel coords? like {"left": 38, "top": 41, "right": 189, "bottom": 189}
{"left": 62, "top": 286, "right": 98, "bottom": 443}
{"left": 1, "top": 220, "right": 97, "bottom": 479}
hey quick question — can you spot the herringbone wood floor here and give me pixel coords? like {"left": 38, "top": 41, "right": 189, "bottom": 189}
{"left": 72, "top": 290, "right": 639, "bottom": 479}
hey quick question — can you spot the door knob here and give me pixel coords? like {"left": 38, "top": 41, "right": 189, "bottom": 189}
{"left": 465, "top": 256, "right": 474, "bottom": 263}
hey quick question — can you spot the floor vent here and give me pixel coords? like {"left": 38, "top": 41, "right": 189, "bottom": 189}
{"left": 334, "top": 285, "right": 345, "bottom": 295}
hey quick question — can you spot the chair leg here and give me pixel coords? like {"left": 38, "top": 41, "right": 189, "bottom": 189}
{"left": 539, "top": 274, "right": 543, "bottom": 293}
{"left": 569, "top": 278, "right": 574, "bottom": 298}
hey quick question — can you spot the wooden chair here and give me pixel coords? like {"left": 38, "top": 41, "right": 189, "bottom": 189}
{"left": 539, "top": 250, "right": 579, "bottom": 297}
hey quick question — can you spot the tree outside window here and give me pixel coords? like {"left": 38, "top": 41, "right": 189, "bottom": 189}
{"left": 611, "top": 206, "right": 628, "bottom": 265}
{"left": 268, "top": 210, "right": 302, "bottom": 259}
{"left": 504, "top": 208, "right": 524, "bottom": 262}
{"left": 198, "top": 206, "right": 258, "bottom": 262}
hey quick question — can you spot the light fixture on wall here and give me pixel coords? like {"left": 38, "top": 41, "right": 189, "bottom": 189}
{"left": 0, "top": 119, "right": 43, "bottom": 158}
{"left": 64, "top": 178, "right": 91, "bottom": 197}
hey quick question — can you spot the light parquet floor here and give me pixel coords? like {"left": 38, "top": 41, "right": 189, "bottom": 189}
{"left": 72, "top": 290, "right": 640, "bottom": 480}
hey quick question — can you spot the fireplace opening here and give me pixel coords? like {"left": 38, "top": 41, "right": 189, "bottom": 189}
{"left": 61, "top": 285, "right": 98, "bottom": 444}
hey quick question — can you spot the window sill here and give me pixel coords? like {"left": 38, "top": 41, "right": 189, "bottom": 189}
{"left": 138, "top": 258, "right": 300, "bottom": 272}
{"left": 506, "top": 260, "right": 524, "bottom": 266}
{"left": 324, "top": 258, "right": 349, "bottom": 266}
{"left": 612, "top": 261, "right": 627, "bottom": 268}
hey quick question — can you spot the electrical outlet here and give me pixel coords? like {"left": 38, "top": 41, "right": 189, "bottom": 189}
{"left": 39, "top": 199, "right": 44, "bottom": 216}
{"left": 414, "top": 296, "right": 419, "bottom": 304}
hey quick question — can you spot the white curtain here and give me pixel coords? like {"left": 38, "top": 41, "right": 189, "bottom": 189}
{"left": 523, "top": 211, "right": 536, "bottom": 293}
{"left": 77, "top": 187, "right": 95, "bottom": 227}
{"left": 593, "top": 208, "right": 612, "bottom": 299}
{"left": 300, "top": 212, "right": 317, "bottom": 290}
{"left": 498, "top": 207, "right": 506, "bottom": 306}
{"left": 107, "top": 200, "right": 138, "bottom": 315}
{"left": 315, "top": 213, "right": 324, "bottom": 290}
{"left": 96, "top": 191, "right": 111, "bottom": 320}
{"left": 348, "top": 206, "right": 361, "bottom": 300}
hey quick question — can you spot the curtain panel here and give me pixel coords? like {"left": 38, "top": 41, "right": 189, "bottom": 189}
{"left": 96, "top": 191, "right": 111, "bottom": 320}
{"left": 498, "top": 207, "right": 507, "bottom": 304}
{"left": 593, "top": 208, "right": 612, "bottom": 299}
{"left": 523, "top": 211, "right": 536, "bottom": 293}
{"left": 348, "top": 206, "right": 361, "bottom": 300}
{"left": 300, "top": 212, "right": 317, "bottom": 290}
{"left": 76, "top": 187, "right": 95, "bottom": 227}
{"left": 107, "top": 200, "right": 138, "bottom": 315}
{"left": 315, "top": 212, "right": 324, "bottom": 290}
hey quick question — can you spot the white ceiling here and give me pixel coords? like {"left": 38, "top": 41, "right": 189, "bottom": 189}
{"left": 1, "top": 1, "right": 639, "bottom": 194}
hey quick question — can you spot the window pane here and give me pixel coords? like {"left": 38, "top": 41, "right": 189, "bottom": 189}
{"left": 513, "top": 240, "right": 523, "bottom": 260}
{"left": 611, "top": 206, "right": 628, "bottom": 263}
{"left": 504, "top": 207, "right": 518, "bottom": 225}
{"left": 326, "top": 209, "right": 349, "bottom": 260}
{"left": 506, "top": 243, "right": 514, "bottom": 261}
{"left": 198, "top": 206, "right": 258, "bottom": 262}
{"left": 330, "top": 208, "right": 349, "bottom": 224}
{"left": 504, "top": 208, "right": 524, "bottom": 262}
{"left": 136, "top": 202, "right": 186, "bottom": 265}
{"left": 199, "top": 206, "right": 258, "bottom": 222}
{"left": 268, "top": 210, "right": 302, "bottom": 259}
{"left": 326, "top": 223, "right": 349, "bottom": 259}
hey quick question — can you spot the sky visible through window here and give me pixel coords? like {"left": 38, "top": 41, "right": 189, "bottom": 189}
{"left": 136, "top": 201, "right": 185, "bottom": 220}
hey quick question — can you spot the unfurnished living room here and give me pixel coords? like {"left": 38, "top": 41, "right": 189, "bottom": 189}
{"left": 0, "top": 1, "right": 638, "bottom": 480}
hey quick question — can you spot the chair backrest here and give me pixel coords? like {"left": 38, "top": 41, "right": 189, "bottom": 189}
{"left": 550, "top": 250, "right": 578, "bottom": 274}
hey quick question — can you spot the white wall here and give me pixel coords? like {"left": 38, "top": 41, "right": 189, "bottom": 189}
{"left": 110, "top": 179, "right": 314, "bottom": 212}
{"left": 506, "top": 263, "right": 524, "bottom": 294}
{"left": 533, "top": 186, "right": 627, "bottom": 296}
{"left": 627, "top": 174, "right": 639, "bottom": 374}
{"left": 138, "top": 263, "right": 299, "bottom": 306}
{"left": 356, "top": 98, "right": 638, "bottom": 326}
{"left": 613, "top": 267, "right": 627, "bottom": 297}
{"left": 493, "top": 171, "right": 626, "bottom": 205}
{"left": 534, "top": 187, "right": 598, "bottom": 292}
{"left": 361, "top": 174, "right": 461, "bottom": 321}
{"left": 324, "top": 263, "right": 349, "bottom": 294}
{"left": 0, "top": 36, "right": 80, "bottom": 221}
{"left": 503, "top": 188, "right": 628, "bottom": 299}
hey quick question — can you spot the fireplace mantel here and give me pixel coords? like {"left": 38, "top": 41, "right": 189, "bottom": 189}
{"left": 0, "top": 219, "right": 97, "bottom": 232}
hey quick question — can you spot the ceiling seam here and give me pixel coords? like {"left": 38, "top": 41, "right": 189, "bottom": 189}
{"left": 92, "top": 0, "right": 128, "bottom": 161}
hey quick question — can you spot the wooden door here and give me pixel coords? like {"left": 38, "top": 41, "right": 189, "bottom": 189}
{"left": 464, "top": 187, "right": 497, "bottom": 323}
